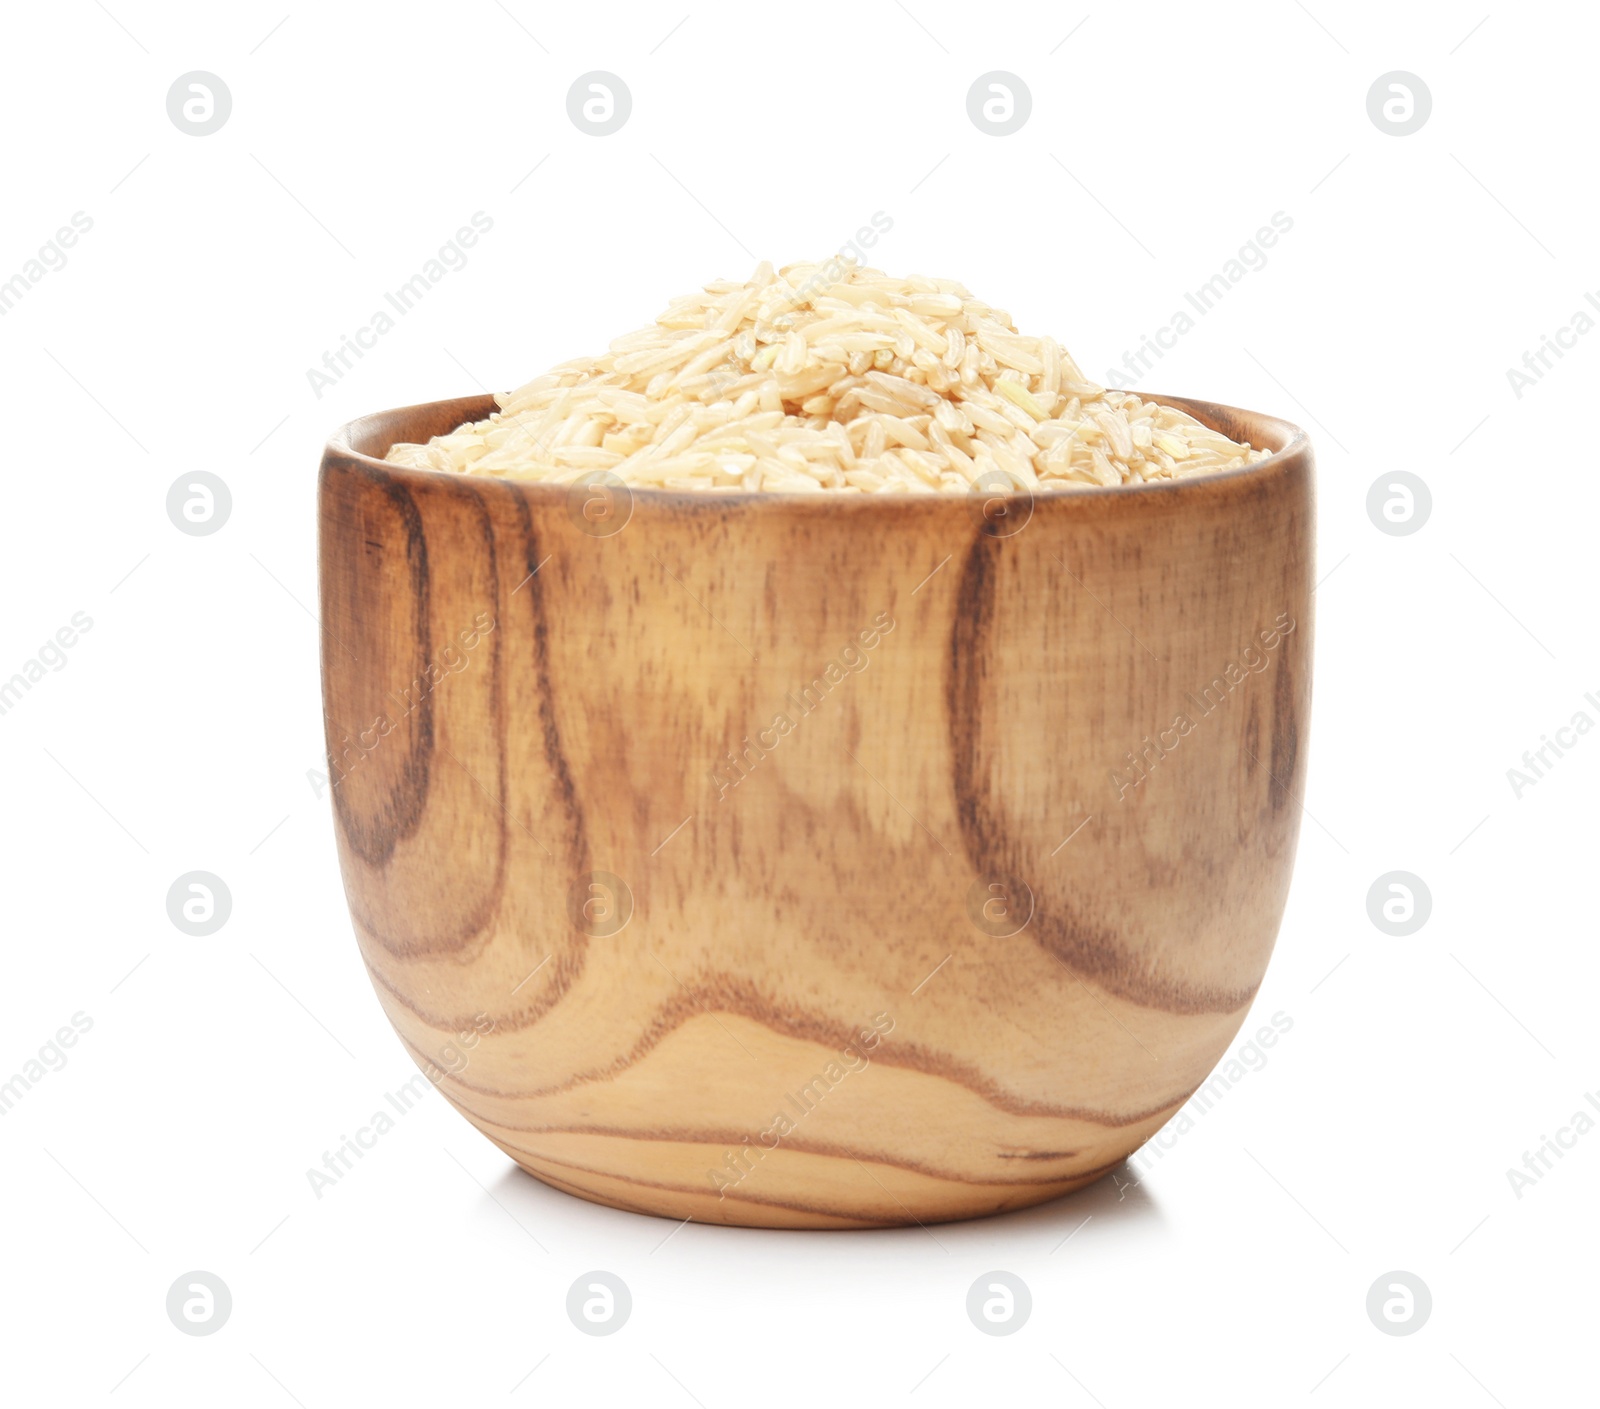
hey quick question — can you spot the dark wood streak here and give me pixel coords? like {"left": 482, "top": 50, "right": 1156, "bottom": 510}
{"left": 465, "top": 1121, "right": 1111, "bottom": 1189}
{"left": 325, "top": 461, "right": 434, "bottom": 869}
{"left": 492, "top": 1139, "right": 1128, "bottom": 1225}
{"left": 1039, "top": 921, "right": 1262, "bottom": 1015}
{"left": 331, "top": 465, "right": 514, "bottom": 959}
{"left": 351, "top": 480, "right": 596, "bottom": 1002}
{"left": 499, "top": 1157, "right": 719, "bottom": 1224}
{"left": 505, "top": 486, "right": 590, "bottom": 873}
{"left": 946, "top": 528, "right": 1259, "bottom": 1017}
{"left": 390, "top": 983, "right": 1199, "bottom": 1127}
{"left": 496, "top": 1148, "right": 893, "bottom": 1226}
{"left": 419, "top": 472, "right": 510, "bottom": 954}
{"left": 1270, "top": 649, "right": 1299, "bottom": 815}
{"left": 947, "top": 531, "right": 1000, "bottom": 860}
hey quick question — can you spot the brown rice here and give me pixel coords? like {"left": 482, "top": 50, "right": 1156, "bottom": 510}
{"left": 385, "top": 261, "right": 1269, "bottom": 493}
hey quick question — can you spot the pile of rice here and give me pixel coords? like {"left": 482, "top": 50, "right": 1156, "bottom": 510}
{"left": 385, "top": 261, "right": 1269, "bottom": 493}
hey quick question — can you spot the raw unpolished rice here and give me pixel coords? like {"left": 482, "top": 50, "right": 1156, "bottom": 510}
{"left": 385, "top": 261, "right": 1270, "bottom": 494}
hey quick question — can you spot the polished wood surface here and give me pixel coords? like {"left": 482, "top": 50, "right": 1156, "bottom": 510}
{"left": 318, "top": 393, "right": 1314, "bottom": 1228}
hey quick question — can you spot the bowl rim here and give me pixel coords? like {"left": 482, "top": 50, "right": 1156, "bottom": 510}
{"left": 323, "top": 390, "right": 1311, "bottom": 508}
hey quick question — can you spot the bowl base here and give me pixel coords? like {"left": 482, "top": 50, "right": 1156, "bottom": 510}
{"left": 494, "top": 1135, "right": 1123, "bottom": 1229}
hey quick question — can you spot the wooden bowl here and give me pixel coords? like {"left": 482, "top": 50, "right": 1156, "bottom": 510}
{"left": 319, "top": 393, "right": 1313, "bottom": 1229}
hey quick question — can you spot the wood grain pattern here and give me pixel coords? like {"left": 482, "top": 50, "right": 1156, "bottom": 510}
{"left": 319, "top": 392, "right": 1314, "bottom": 1228}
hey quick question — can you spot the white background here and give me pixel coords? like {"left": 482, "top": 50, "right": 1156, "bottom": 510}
{"left": 2, "top": 1, "right": 1594, "bottom": 1403}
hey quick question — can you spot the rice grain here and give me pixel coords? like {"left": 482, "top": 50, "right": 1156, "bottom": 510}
{"left": 385, "top": 261, "right": 1270, "bottom": 492}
